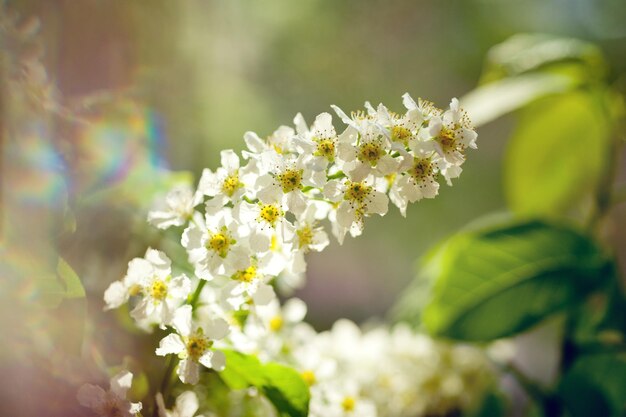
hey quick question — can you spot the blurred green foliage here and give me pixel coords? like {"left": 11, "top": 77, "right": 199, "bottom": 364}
{"left": 395, "top": 32, "right": 626, "bottom": 417}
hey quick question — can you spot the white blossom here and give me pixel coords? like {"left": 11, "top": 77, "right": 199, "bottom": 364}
{"left": 156, "top": 305, "right": 229, "bottom": 384}
{"left": 77, "top": 370, "right": 142, "bottom": 417}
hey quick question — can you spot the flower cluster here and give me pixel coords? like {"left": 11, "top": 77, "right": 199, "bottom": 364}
{"left": 95, "top": 94, "right": 480, "bottom": 416}
{"left": 247, "top": 312, "right": 495, "bottom": 417}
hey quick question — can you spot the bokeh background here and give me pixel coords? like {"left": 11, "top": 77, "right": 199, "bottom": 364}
{"left": 1, "top": 1, "right": 626, "bottom": 416}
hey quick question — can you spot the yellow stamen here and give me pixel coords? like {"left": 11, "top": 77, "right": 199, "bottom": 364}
{"left": 341, "top": 396, "right": 356, "bottom": 412}
{"left": 314, "top": 138, "right": 335, "bottom": 161}
{"left": 150, "top": 280, "right": 168, "bottom": 301}
{"left": 358, "top": 142, "right": 383, "bottom": 165}
{"left": 277, "top": 169, "right": 303, "bottom": 193}
{"left": 258, "top": 204, "right": 282, "bottom": 227}
{"left": 234, "top": 266, "right": 257, "bottom": 283}
{"left": 186, "top": 334, "right": 212, "bottom": 360}
{"left": 409, "top": 157, "right": 434, "bottom": 180}
{"left": 301, "top": 370, "right": 316, "bottom": 386}
{"left": 222, "top": 173, "right": 243, "bottom": 197}
{"left": 344, "top": 181, "right": 371, "bottom": 203}
{"left": 269, "top": 316, "right": 283, "bottom": 332}
{"left": 297, "top": 226, "right": 314, "bottom": 249}
{"left": 391, "top": 125, "right": 412, "bottom": 144}
{"left": 437, "top": 127, "right": 458, "bottom": 153}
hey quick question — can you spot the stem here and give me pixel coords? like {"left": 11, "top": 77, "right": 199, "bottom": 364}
{"left": 327, "top": 170, "right": 346, "bottom": 180}
{"left": 189, "top": 279, "right": 207, "bottom": 308}
{"left": 159, "top": 355, "right": 177, "bottom": 398}
{"left": 155, "top": 279, "right": 207, "bottom": 415}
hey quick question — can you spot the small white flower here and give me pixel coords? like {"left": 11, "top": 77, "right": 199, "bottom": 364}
{"left": 243, "top": 125, "right": 297, "bottom": 160}
{"left": 222, "top": 257, "right": 276, "bottom": 309}
{"left": 182, "top": 210, "right": 250, "bottom": 280}
{"left": 389, "top": 151, "right": 440, "bottom": 216}
{"left": 77, "top": 370, "right": 142, "bottom": 417}
{"left": 156, "top": 390, "right": 204, "bottom": 417}
{"left": 286, "top": 202, "right": 329, "bottom": 253}
{"left": 156, "top": 305, "right": 229, "bottom": 384}
{"left": 293, "top": 112, "right": 356, "bottom": 172}
{"left": 105, "top": 249, "right": 190, "bottom": 328}
{"left": 148, "top": 184, "right": 199, "bottom": 229}
{"left": 319, "top": 381, "right": 377, "bottom": 417}
{"left": 335, "top": 122, "right": 398, "bottom": 182}
{"left": 324, "top": 178, "right": 388, "bottom": 244}
{"left": 197, "top": 149, "right": 258, "bottom": 205}
{"left": 254, "top": 150, "right": 325, "bottom": 216}
{"left": 426, "top": 98, "right": 477, "bottom": 167}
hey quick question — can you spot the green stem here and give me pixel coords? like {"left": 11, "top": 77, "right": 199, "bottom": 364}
{"left": 189, "top": 279, "right": 207, "bottom": 308}
{"left": 155, "top": 279, "right": 207, "bottom": 415}
{"left": 327, "top": 170, "right": 346, "bottom": 180}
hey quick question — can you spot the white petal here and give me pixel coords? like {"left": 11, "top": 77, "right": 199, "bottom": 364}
{"left": 283, "top": 298, "right": 307, "bottom": 323}
{"left": 128, "top": 403, "right": 143, "bottom": 415}
{"left": 177, "top": 359, "right": 199, "bottom": 385}
{"left": 293, "top": 113, "right": 308, "bottom": 136}
{"left": 175, "top": 391, "right": 199, "bottom": 417}
{"left": 376, "top": 154, "right": 399, "bottom": 176}
{"left": 244, "top": 131, "right": 266, "bottom": 154}
{"left": 336, "top": 202, "right": 355, "bottom": 228}
{"left": 367, "top": 191, "right": 389, "bottom": 216}
{"left": 323, "top": 180, "right": 342, "bottom": 201}
{"left": 402, "top": 92, "right": 418, "bottom": 110}
{"left": 252, "top": 283, "right": 276, "bottom": 305}
{"left": 257, "top": 183, "right": 282, "bottom": 204}
{"left": 233, "top": 201, "right": 258, "bottom": 225}
{"left": 110, "top": 370, "right": 133, "bottom": 398}
{"left": 210, "top": 349, "right": 226, "bottom": 372}
{"left": 130, "top": 402, "right": 143, "bottom": 414}
{"left": 220, "top": 149, "right": 240, "bottom": 171}
{"left": 206, "top": 318, "right": 230, "bottom": 340}
{"left": 285, "top": 191, "right": 307, "bottom": 216}
{"left": 200, "top": 349, "right": 226, "bottom": 372}
{"left": 249, "top": 229, "right": 271, "bottom": 253}
{"left": 156, "top": 334, "right": 185, "bottom": 356}
{"left": 145, "top": 248, "right": 171, "bottom": 271}
{"left": 172, "top": 305, "right": 193, "bottom": 336}
{"left": 348, "top": 162, "right": 370, "bottom": 182}
{"left": 103, "top": 281, "right": 129, "bottom": 310}
{"left": 147, "top": 211, "right": 184, "bottom": 230}
{"left": 330, "top": 104, "right": 353, "bottom": 126}
{"left": 310, "top": 229, "right": 330, "bottom": 252}
{"left": 168, "top": 274, "right": 192, "bottom": 299}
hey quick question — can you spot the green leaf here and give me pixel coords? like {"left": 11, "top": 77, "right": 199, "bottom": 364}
{"left": 420, "top": 219, "right": 612, "bottom": 341}
{"left": 461, "top": 72, "right": 580, "bottom": 127}
{"left": 559, "top": 353, "right": 626, "bottom": 417}
{"left": 219, "top": 350, "right": 267, "bottom": 389}
{"left": 468, "top": 391, "right": 507, "bottom": 417}
{"left": 505, "top": 91, "right": 612, "bottom": 216}
{"left": 261, "top": 363, "right": 310, "bottom": 417}
{"left": 57, "top": 258, "right": 86, "bottom": 299}
{"left": 481, "top": 34, "right": 606, "bottom": 82}
{"left": 219, "top": 350, "right": 310, "bottom": 417}
{"left": 460, "top": 34, "right": 607, "bottom": 126}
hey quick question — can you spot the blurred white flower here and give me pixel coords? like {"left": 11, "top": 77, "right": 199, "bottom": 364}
{"left": 77, "top": 370, "right": 142, "bottom": 417}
